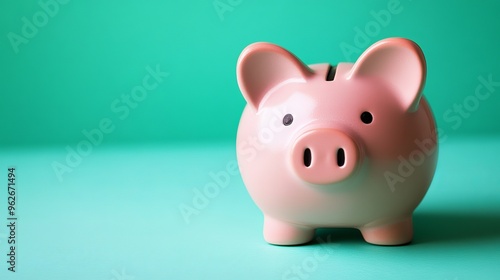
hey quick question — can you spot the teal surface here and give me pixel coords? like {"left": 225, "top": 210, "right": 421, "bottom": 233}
{"left": 0, "top": 137, "right": 499, "bottom": 279}
{"left": 1, "top": 0, "right": 500, "bottom": 147}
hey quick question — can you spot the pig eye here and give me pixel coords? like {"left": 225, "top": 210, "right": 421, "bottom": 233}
{"left": 360, "top": 111, "right": 373, "bottom": 124}
{"left": 283, "top": 114, "right": 293, "bottom": 126}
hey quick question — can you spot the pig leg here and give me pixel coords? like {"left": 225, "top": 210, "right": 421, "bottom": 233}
{"left": 360, "top": 217, "right": 413, "bottom": 245}
{"left": 263, "top": 216, "right": 315, "bottom": 245}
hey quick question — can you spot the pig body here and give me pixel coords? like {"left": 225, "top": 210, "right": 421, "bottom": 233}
{"left": 236, "top": 38, "right": 437, "bottom": 245}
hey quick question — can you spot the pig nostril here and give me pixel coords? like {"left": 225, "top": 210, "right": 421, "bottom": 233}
{"left": 304, "top": 148, "right": 312, "bottom": 167}
{"left": 337, "top": 148, "right": 345, "bottom": 167}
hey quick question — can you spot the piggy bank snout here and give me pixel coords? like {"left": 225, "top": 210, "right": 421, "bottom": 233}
{"left": 291, "top": 129, "right": 359, "bottom": 185}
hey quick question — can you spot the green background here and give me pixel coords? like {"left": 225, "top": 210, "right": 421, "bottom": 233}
{"left": 1, "top": 0, "right": 500, "bottom": 148}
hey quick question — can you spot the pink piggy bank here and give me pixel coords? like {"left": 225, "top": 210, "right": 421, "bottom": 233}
{"left": 236, "top": 38, "right": 438, "bottom": 245}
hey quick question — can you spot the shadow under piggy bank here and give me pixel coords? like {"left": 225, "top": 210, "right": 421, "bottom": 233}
{"left": 312, "top": 211, "right": 500, "bottom": 246}
{"left": 412, "top": 211, "right": 500, "bottom": 245}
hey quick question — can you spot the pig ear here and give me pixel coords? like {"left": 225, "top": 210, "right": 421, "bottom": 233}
{"left": 237, "top": 42, "right": 313, "bottom": 110}
{"left": 347, "top": 38, "right": 426, "bottom": 112}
